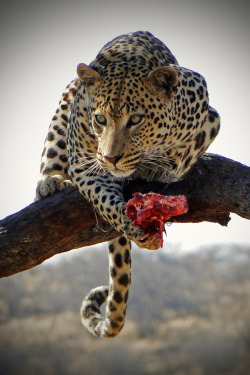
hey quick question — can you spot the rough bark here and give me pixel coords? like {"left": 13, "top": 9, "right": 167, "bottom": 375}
{"left": 0, "top": 154, "right": 249, "bottom": 278}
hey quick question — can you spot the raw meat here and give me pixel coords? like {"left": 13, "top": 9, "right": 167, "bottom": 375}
{"left": 125, "top": 192, "right": 189, "bottom": 247}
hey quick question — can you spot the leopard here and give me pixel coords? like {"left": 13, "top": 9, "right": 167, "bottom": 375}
{"left": 36, "top": 31, "right": 220, "bottom": 338}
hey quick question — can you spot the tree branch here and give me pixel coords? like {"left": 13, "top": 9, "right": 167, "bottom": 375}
{"left": 0, "top": 154, "right": 249, "bottom": 278}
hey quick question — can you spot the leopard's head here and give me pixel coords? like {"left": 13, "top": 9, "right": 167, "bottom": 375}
{"left": 77, "top": 63, "right": 178, "bottom": 178}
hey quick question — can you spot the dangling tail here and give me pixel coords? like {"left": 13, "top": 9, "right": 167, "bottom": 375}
{"left": 81, "top": 236, "right": 131, "bottom": 337}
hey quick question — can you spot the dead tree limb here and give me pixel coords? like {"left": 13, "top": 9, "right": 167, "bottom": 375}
{"left": 0, "top": 154, "right": 249, "bottom": 278}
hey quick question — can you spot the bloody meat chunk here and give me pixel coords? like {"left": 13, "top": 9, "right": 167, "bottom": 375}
{"left": 126, "top": 192, "right": 189, "bottom": 247}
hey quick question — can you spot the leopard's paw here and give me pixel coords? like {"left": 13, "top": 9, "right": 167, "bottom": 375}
{"left": 35, "top": 175, "right": 72, "bottom": 200}
{"left": 135, "top": 233, "right": 161, "bottom": 251}
{"left": 121, "top": 216, "right": 161, "bottom": 251}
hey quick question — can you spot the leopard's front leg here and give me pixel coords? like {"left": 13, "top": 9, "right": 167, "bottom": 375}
{"left": 35, "top": 78, "right": 80, "bottom": 200}
{"left": 71, "top": 172, "right": 160, "bottom": 249}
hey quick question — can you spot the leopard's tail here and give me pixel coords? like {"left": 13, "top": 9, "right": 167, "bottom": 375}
{"left": 80, "top": 235, "right": 131, "bottom": 337}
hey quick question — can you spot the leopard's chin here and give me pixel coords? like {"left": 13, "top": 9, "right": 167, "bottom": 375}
{"left": 109, "top": 168, "right": 135, "bottom": 178}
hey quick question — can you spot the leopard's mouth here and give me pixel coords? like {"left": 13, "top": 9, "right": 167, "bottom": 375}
{"left": 109, "top": 168, "right": 135, "bottom": 178}
{"left": 97, "top": 157, "right": 135, "bottom": 178}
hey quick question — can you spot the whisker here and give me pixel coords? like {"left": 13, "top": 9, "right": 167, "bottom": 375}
{"left": 142, "top": 158, "right": 171, "bottom": 172}
{"left": 76, "top": 151, "right": 96, "bottom": 157}
{"left": 72, "top": 160, "right": 95, "bottom": 173}
{"left": 84, "top": 162, "right": 101, "bottom": 175}
{"left": 73, "top": 158, "right": 103, "bottom": 177}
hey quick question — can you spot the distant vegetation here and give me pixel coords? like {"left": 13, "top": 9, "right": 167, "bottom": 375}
{"left": 1, "top": 243, "right": 250, "bottom": 375}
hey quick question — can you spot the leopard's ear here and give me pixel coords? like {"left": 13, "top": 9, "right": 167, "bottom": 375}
{"left": 77, "top": 64, "right": 102, "bottom": 88}
{"left": 144, "top": 66, "right": 178, "bottom": 101}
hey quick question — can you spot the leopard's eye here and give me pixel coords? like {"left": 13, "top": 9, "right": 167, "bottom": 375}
{"left": 95, "top": 115, "right": 107, "bottom": 126}
{"left": 127, "top": 114, "right": 144, "bottom": 128}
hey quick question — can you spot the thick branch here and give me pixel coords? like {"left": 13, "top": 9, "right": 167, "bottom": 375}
{"left": 0, "top": 154, "right": 249, "bottom": 278}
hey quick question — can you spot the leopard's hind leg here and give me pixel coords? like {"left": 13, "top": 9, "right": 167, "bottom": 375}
{"left": 81, "top": 235, "right": 131, "bottom": 337}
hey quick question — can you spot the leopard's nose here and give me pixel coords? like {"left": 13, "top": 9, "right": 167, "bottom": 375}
{"left": 104, "top": 154, "right": 123, "bottom": 166}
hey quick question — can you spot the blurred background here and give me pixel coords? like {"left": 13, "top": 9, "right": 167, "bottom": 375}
{"left": 1, "top": 245, "right": 250, "bottom": 374}
{"left": 0, "top": 0, "right": 249, "bottom": 374}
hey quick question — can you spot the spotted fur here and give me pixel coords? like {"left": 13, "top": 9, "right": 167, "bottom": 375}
{"left": 36, "top": 31, "right": 220, "bottom": 337}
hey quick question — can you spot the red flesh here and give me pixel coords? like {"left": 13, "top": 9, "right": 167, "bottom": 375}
{"left": 125, "top": 192, "right": 189, "bottom": 247}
